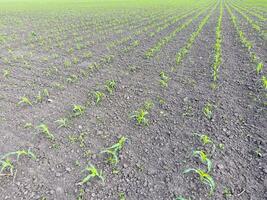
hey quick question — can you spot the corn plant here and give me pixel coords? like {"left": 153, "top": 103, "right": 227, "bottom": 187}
{"left": 212, "top": 0, "right": 223, "bottom": 82}
{"left": 119, "top": 192, "right": 126, "bottom": 200}
{"left": 24, "top": 122, "right": 33, "bottom": 129}
{"left": 194, "top": 133, "right": 216, "bottom": 153}
{"left": 184, "top": 168, "right": 215, "bottom": 195}
{"left": 77, "top": 188, "right": 85, "bottom": 200}
{"left": 79, "top": 164, "right": 104, "bottom": 185}
{"left": 3, "top": 69, "right": 11, "bottom": 78}
{"left": 175, "top": 8, "right": 213, "bottom": 65}
{"left": 0, "top": 149, "right": 36, "bottom": 175}
{"left": 223, "top": 187, "right": 233, "bottom": 198}
{"left": 67, "top": 74, "right": 78, "bottom": 83}
{"left": 31, "top": 31, "right": 37, "bottom": 37}
{"left": 13, "top": 149, "right": 36, "bottom": 160}
{"left": 83, "top": 51, "right": 92, "bottom": 59}
{"left": 36, "top": 89, "right": 49, "bottom": 103}
{"left": 55, "top": 118, "right": 68, "bottom": 128}
{"left": 194, "top": 133, "right": 213, "bottom": 145}
{"left": 202, "top": 103, "right": 213, "bottom": 120}
{"left": 72, "top": 104, "right": 85, "bottom": 117}
{"left": 18, "top": 96, "right": 33, "bottom": 106}
{"left": 94, "top": 91, "right": 105, "bottom": 104}
{"left": 101, "top": 136, "right": 127, "bottom": 165}
{"left": 68, "top": 132, "right": 87, "bottom": 148}
{"left": 193, "top": 150, "right": 212, "bottom": 172}
{"left": 144, "top": 100, "right": 154, "bottom": 111}
{"left": 159, "top": 71, "right": 170, "bottom": 87}
{"left": 0, "top": 159, "right": 14, "bottom": 175}
{"left": 131, "top": 109, "right": 148, "bottom": 125}
{"left": 261, "top": 76, "right": 267, "bottom": 89}
{"left": 105, "top": 80, "right": 116, "bottom": 94}
{"left": 36, "top": 124, "right": 54, "bottom": 140}
{"left": 73, "top": 57, "right": 79, "bottom": 65}
{"left": 256, "top": 62, "right": 263, "bottom": 74}
{"left": 101, "top": 55, "right": 114, "bottom": 64}
{"left": 64, "top": 60, "right": 71, "bottom": 68}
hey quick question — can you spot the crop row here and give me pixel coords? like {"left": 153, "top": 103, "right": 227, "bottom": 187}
{"left": 226, "top": 3, "right": 266, "bottom": 90}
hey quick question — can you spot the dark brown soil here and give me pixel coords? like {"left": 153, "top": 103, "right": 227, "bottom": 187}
{"left": 0, "top": 1, "right": 266, "bottom": 200}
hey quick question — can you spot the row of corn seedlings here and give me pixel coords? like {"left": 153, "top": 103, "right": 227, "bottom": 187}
{"left": 0, "top": 149, "right": 36, "bottom": 176}
{"left": 145, "top": 3, "right": 214, "bottom": 58}
{"left": 175, "top": 4, "right": 217, "bottom": 65}
{"left": 12, "top": 8, "right": 197, "bottom": 109}
{"left": 183, "top": 133, "right": 218, "bottom": 197}
{"left": 226, "top": 3, "right": 267, "bottom": 91}
{"left": 228, "top": 2, "right": 264, "bottom": 36}
{"left": 24, "top": 80, "right": 116, "bottom": 143}
{"left": 212, "top": 0, "right": 223, "bottom": 83}
{"left": 229, "top": 0, "right": 266, "bottom": 23}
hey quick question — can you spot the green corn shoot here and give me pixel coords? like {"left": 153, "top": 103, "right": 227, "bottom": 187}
{"left": 184, "top": 168, "right": 215, "bottom": 195}
{"left": 36, "top": 124, "right": 54, "bottom": 140}
{"left": 73, "top": 104, "right": 85, "bottom": 117}
{"left": 144, "top": 100, "right": 154, "bottom": 111}
{"left": 203, "top": 103, "right": 213, "bottom": 120}
{"left": 256, "top": 62, "right": 263, "bottom": 74}
{"left": 3, "top": 69, "right": 11, "bottom": 78}
{"left": 193, "top": 150, "right": 212, "bottom": 172}
{"left": 18, "top": 96, "right": 33, "bottom": 106}
{"left": 131, "top": 109, "right": 148, "bottom": 125}
{"left": 101, "top": 136, "right": 127, "bottom": 165}
{"left": 0, "top": 159, "right": 14, "bottom": 175}
{"left": 261, "top": 76, "right": 267, "bottom": 89}
{"left": 105, "top": 80, "right": 116, "bottom": 94}
{"left": 79, "top": 164, "right": 104, "bottom": 185}
{"left": 55, "top": 118, "right": 68, "bottom": 128}
{"left": 94, "top": 91, "right": 104, "bottom": 104}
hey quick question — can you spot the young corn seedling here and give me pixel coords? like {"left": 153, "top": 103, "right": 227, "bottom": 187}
{"left": 256, "top": 62, "right": 263, "bottom": 74}
{"left": 202, "top": 103, "right": 213, "bottom": 120}
{"left": 79, "top": 164, "right": 104, "bottom": 185}
{"left": 101, "top": 136, "right": 127, "bottom": 165}
{"left": 159, "top": 71, "right": 170, "bottom": 87}
{"left": 119, "top": 192, "right": 126, "bottom": 200}
{"left": 131, "top": 109, "right": 149, "bottom": 125}
{"left": 3, "top": 69, "right": 11, "bottom": 78}
{"left": 194, "top": 133, "right": 216, "bottom": 153}
{"left": 67, "top": 74, "right": 78, "bottom": 83}
{"left": 223, "top": 187, "right": 233, "bottom": 198}
{"left": 55, "top": 118, "right": 68, "bottom": 128}
{"left": 73, "top": 57, "right": 79, "bottom": 65}
{"left": 261, "top": 76, "right": 267, "bottom": 89}
{"left": 159, "top": 79, "right": 168, "bottom": 88}
{"left": 24, "top": 122, "right": 33, "bottom": 129}
{"left": 194, "top": 133, "right": 213, "bottom": 145}
{"left": 72, "top": 104, "right": 85, "bottom": 117}
{"left": 13, "top": 149, "right": 36, "bottom": 160}
{"left": 18, "top": 96, "right": 33, "bottom": 106}
{"left": 1, "top": 149, "right": 36, "bottom": 160}
{"left": 144, "top": 100, "right": 154, "bottom": 111}
{"left": 36, "top": 124, "right": 54, "bottom": 140}
{"left": 64, "top": 60, "right": 71, "bottom": 68}
{"left": 184, "top": 168, "right": 215, "bottom": 195}
{"left": 94, "top": 91, "right": 105, "bottom": 104}
{"left": 77, "top": 188, "right": 85, "bottom": 200}
{"left": 0, "top": 159, "right": 14, "bottom": 175}
{"left": 105, "top": 80, "right": 116, "bottom": 94}
{"left": 160, "top": 71, "right": 170, "bottom": 81}
{"left": 0, "top": 149, "right": 36, "bottom": 175}
{"left": 193, "top": 150, "right": 212, "bottom": 172}
{"left": 36, "top": 89, "right": 49, "bottom": 103}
